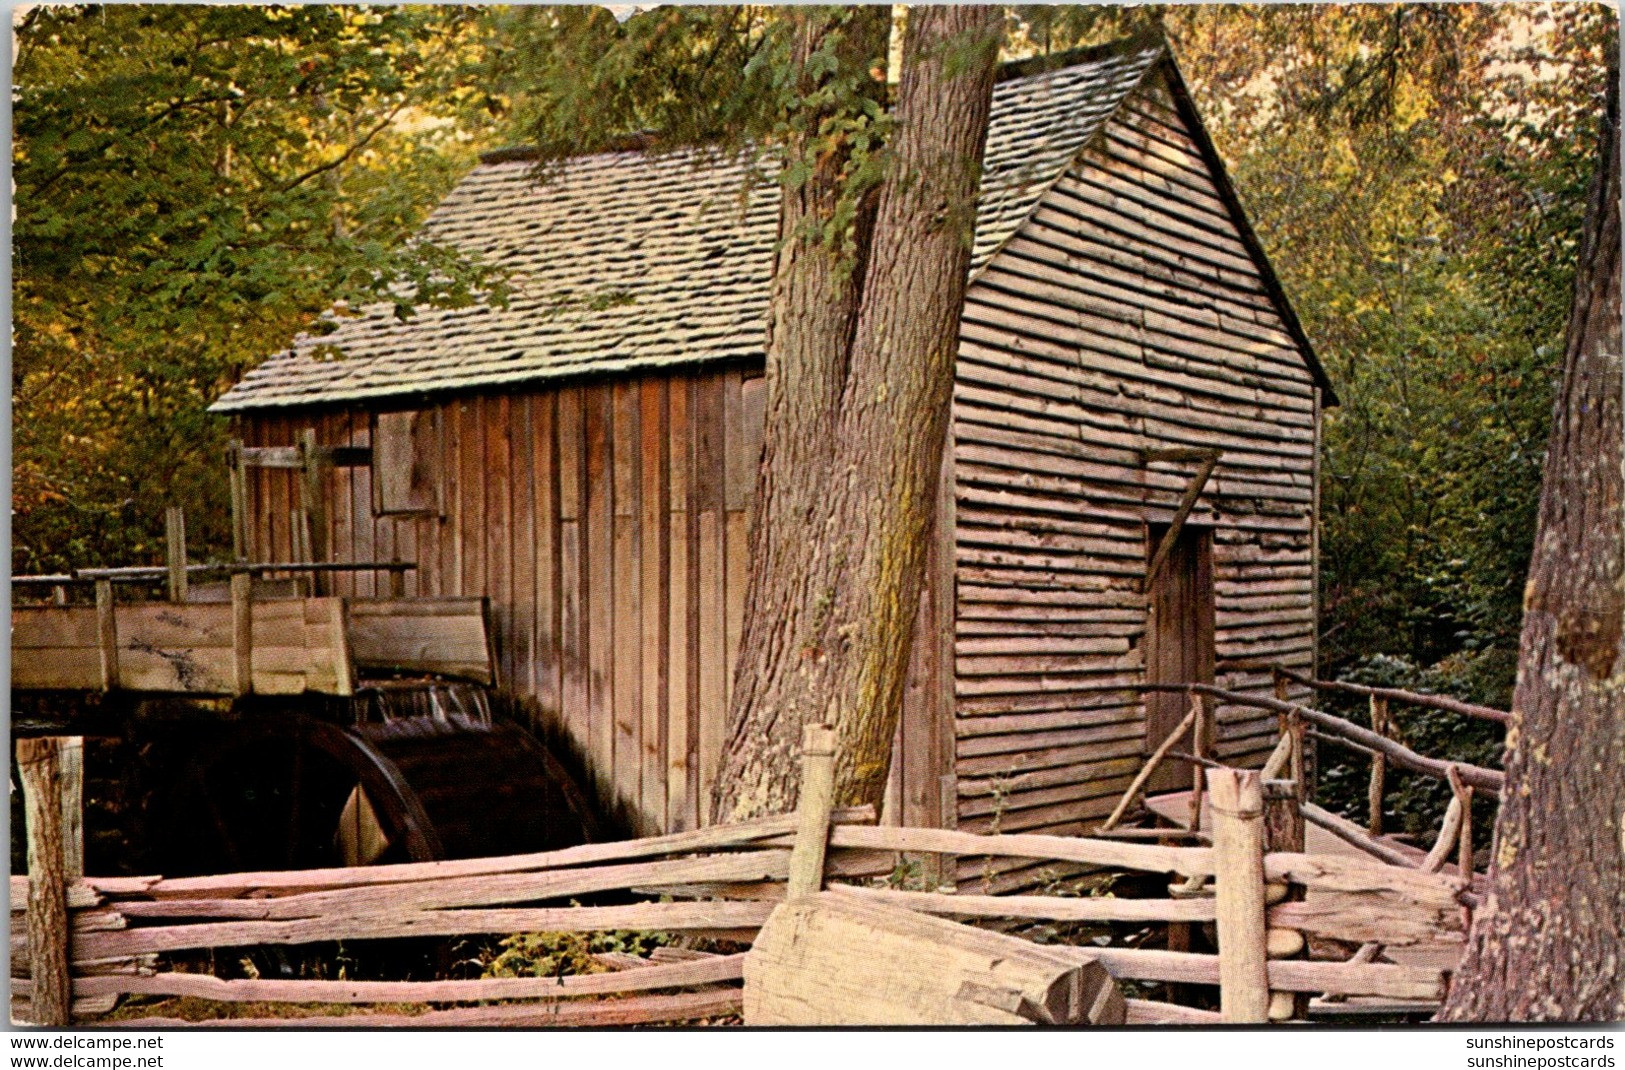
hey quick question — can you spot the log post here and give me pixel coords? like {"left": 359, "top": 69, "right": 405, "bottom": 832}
{"left": 231, "top": 572, "right": 254, "bottom": 697}
{"left": 1207, "top": 766, "right": 1269, "bottom": 1023}
{"left": 1367, "top": 695, "right": 1388, "bottom": 836}
{"left": 93, "top": 579, "right": 119, "bottom": 692}
{"left": 786, "top": 724, "right": 837, "bottom": 899}
{"left": 1261, "top": 779, "right": 1304, "bottom": 854}
{"left": 1262, "top": 776, "right": 1306, "bottom": 1020}
{"left": 18, "top": 738, "right": 72, "bottom": 1026}
{"left": 1446, "top": 764, "right": 1475, "bottom": 882}
{"left": 164, "top": 506, "right": 188, "bottom": 604}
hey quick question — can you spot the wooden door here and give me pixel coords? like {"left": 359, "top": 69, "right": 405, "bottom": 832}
{"left": 1143, "top": 523, "right": 1216, "bottom": 794}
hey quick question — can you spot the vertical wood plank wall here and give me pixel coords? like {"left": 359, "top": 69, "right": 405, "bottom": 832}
{"left": 242, "top": 368, "right": 764, "bottom": 835}
{"left": 948, "top": 72, "right": 1318, "bottom": 887}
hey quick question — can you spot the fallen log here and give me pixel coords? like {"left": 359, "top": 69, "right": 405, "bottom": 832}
{"left": 744, "top": 892, "right": 1125, "bottom": 1026}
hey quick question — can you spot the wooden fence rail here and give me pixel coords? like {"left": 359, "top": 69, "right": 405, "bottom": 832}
{"left": 14, "top": 727, "right": 1469, "bottom": 1027}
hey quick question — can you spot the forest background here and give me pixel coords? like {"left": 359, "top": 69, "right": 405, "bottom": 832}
{"left": 11, "top": 3, "right": 1618, "bottom": 830}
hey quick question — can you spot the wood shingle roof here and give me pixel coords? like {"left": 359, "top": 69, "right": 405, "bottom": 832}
{"left": 213, "top": 42, "right": 1164, "bottom": 412}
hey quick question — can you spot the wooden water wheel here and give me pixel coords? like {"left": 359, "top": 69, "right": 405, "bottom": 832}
{"left": 146, "top": 710, "right": 601, "bottom": 877}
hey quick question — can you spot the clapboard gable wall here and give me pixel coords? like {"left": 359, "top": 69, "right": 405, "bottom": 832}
{"left": 948, "top": 67, "right": 1319, "bottom": 861}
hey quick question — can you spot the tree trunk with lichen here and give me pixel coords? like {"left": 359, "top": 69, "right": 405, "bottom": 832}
{"left": 1437, "top": 86, "right": 1624, "bottom": 1023}
{"left": 711, "top": 6, "right": 1003, "bottom": 822}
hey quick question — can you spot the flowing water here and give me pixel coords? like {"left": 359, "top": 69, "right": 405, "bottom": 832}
{"left": 348, "top": 679, "right": 494, "bottom": 739}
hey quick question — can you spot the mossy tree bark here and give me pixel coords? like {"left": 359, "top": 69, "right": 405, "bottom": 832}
{"left": 712, "top": 5, "right": 1003, "bottom": 821}
{"left": 1437, "top": 85, "right": 1623, "bottom": 1023}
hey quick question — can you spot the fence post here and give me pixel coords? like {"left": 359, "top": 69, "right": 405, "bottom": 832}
{"left": 1261, "top": 777, "right": 1306, "bottom": 1021}
{"left": 1367, "top": 695, "right": 1388, "bottom": 836}
{"left": 1207, "top": 766, "right": 1269, "bottom": 1023}
{"left": 164, "top": 506, "right": 189, "bottom": 604}
{"left": 786, "top": 724, "right": 837, "bottom": 899}
{"left": 18, "top": 737, "right": 72, "bottom": 1026}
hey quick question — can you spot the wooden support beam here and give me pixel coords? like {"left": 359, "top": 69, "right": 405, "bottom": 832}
{"left": 93, "top": 580, "right": 118, "bottom": 691}
{"left": 1139, "top": 447, "right": 1222, "bottom": 465}
{"left": 231, "top": 572, "right": 253, "bottom": 697}
{"left": 228, "top": 438, "right": 249, "bottom": 563}
{"left": 1301, "top": 802, "right": 1415, "bottom": 869}
{"left": 787, "top": 724, "right": 837, "bottom": 899}
{"left": 1207, "top": 766, "right": 1269, "bottom": 1023}
{"left": 1144, "top": 451, "right": 1221, "bottom": 592}
{"left": 297, "top": 429, "right": 330, "bottom": 593}
{"left": 238, "top": 445, "right": 370, "bottom": 470}
{"left": 18, "top": 738, "right": 71, "bottom": 1025}
{"left": 1101, "top": 698, "right": 1199, "bottom": 831}
{"left": 165, "top": 506, "right": 188, "bottom": 604}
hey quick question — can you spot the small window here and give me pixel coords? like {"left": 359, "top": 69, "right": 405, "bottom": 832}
{"left": 372, "top": 409, "right": 440, "bottom": 516}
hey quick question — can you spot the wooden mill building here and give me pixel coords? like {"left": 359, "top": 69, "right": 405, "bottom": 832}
{"left": 212, "top": 39, "right": 1335, "bottom": 854}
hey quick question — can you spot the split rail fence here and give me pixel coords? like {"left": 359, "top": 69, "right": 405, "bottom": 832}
{"left": 12, "top": 688, "right": 1493, "bottom": 1028}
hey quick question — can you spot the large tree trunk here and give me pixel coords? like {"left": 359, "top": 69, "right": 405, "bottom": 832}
{"left": 713, "top": 5, "right": 1003, "bottom": 821}
{"left": 1437, "top": 86, "right": 1623, "bottom": 1022}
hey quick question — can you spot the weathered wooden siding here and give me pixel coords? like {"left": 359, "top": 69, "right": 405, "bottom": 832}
{"left": 238, "top": 69, "right": 1324, "bottom": 859}
{"left": 949, "top": 70, "right": 1320, "bottom": 882}
{"left": 242, "top": 368, "right": 764, "bottom": 836}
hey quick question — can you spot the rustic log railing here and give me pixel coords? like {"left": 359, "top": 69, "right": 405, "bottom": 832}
{"left": 1133, "top": 680, "right": 1505, "bottom": 797}
{"left": 15, "top": 726, "right": 1470, "bottom": 1028}
{"left": 1117, "top": 672, "right": 1500, "bottom": 900}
